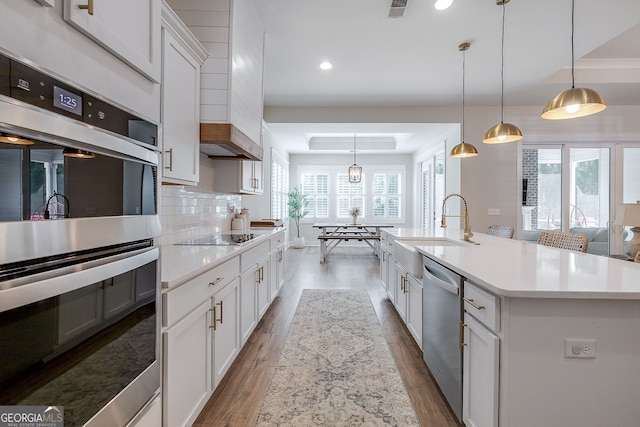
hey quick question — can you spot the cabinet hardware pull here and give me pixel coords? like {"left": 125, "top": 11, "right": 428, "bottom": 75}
{"left": 217, "top": 301, "right": 223, "bottom": 324}
{"left": 210, "top": 306, "right": 217, "bottom": 330}
{"left": 78, "top": 0, "right": 94, "bottom": 15}
{"left": 209, "top": 277, "right": 224, "bottom": 286}
{"left": 404, "top": 274, "right": 409, "bottom": 294}
{"left": 400, "top": 275, "right": 405, "bottom": 292}
{"left": 382, "top": 251, "right": 386, "bottom": 262}
{"left": 259, "top": 266, "right": 264, "bottom": 282}
{"left": 165, "top": 148, "right": 173, "bottom": 171}
{"left": 464, "top": 298, "right": 485, "bottom": 310}
{"left": 459, "top": 321, "right": 467, "bottom": 349}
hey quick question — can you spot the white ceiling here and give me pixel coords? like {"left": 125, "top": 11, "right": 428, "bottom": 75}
{"left": 254, "top": 0, "right": 640, "bottom": 154}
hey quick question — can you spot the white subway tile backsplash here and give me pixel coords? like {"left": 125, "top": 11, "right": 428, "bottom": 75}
{"left": 159, "top": 185, "right": 241, "bottom": 245}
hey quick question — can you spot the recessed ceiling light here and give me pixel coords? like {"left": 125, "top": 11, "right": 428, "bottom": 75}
{"left": 319, "top": 61, "right": 333, "bottom": 70}
{"left": 435, "top": 0, "right": 453, "bottom": 10}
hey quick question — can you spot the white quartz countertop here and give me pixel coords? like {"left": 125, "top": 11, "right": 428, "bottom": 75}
{"left": 384, "top": 228, "right": 640, "bottom": 299}
{"left": 161, "top": 227, "right": 285, "bottom": 290}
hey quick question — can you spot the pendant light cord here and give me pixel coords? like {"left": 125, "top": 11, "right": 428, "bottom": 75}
{"left": 571, "top": 0, "right": 575, "bottom": 89}
{"left": 461, "top": 48, "right": 466, "bottom": 143}
{"left": 500, "top": 2, "right": 505, "bottom": 123}
{"left": 353, "top": 133, "right": 356, "bottom": 164}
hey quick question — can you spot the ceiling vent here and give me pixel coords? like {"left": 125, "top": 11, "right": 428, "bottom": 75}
{"left": 389, "top": 0, "right": 408, "bottom": 18}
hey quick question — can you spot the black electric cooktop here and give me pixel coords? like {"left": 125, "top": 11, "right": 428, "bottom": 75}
{"left": 175, "top": 233, "right": 257, "bottom": 246}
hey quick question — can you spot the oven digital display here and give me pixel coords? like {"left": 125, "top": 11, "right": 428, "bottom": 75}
{"left": 53, "top": 85, "right": 82, "bottom": 116}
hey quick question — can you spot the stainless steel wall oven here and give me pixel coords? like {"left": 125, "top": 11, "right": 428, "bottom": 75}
{"left": 0, "top": 50, "right": 161, "bottom": 426}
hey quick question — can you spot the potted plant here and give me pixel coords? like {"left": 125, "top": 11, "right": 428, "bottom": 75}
{"left": 350, "top": 206, "right": 361, "bottom": 225}
{"left": 288, "top": 186, "right": 310, "bottom": 248}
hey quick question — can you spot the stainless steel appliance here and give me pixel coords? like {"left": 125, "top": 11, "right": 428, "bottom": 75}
{"left": 422, "top": 256, "right": 464, "bottom": 421}
{"left": 0, "top": 50, "right": 161, "bottom": 426}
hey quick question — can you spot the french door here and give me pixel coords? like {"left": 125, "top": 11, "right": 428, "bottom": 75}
{"left": 521, "top": 145, "right": 611, "bottom": 255}
{"left": 420, "top": 153, "right": 445, "bottom": 231}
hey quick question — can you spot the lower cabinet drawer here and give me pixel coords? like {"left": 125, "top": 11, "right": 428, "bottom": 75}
{"left": 463, "top": 281, "right": 500, "bottom": 332}
{"left": 163, "top": 257, "right": 240, "bottom": 327}
{"left": 240, "top": 241, "right": 270, "bottom": 272}
{"left": 270, "top": 231, "right": 285, "bottom": 249}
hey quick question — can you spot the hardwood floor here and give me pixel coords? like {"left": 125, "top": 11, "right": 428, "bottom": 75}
{"left": 193, "top": 246, "right": 463, "bottom": 427}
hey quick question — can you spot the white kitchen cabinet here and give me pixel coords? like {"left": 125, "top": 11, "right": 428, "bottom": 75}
{"left": 463, "top": 312, "right": 499, "bottom": 427}
{"left": 268, "top": 231, "right": 285, "bottom": 302}
{"left": 243, "top": 160, "right": 264, "bottom": 194}
{"left": 463, "top": 281, "right": 500, "bottom": 427}
{"left": 162, "top": 257, "right": 240, "bottom": 427}
{"left": 213, "top": 159, "right": 264, "bottom": 195}
{"left": 240, "top": 266, "right": 258, "bottom": 345}
{"left": 380, "top": 237, "right": 391, "bottom": 292}
{"left": 163, "top": 299, "right": 212, "bottom": 427}
{"left": 406, "top": 273, "right": 422, "bottom": 350}
{"left": 384, "top": 238, "right": 398, "bottom": 301}
{"left": 239, "top": 240, "right": 270, "bottom": 343}
{"left": 212, "top": 278, "right": 240, "bottom": 388}
{"left": 240, "top": 254, "right": 268, "bottom": 345}
{"left": 63, "top": 0, "right": 161, "bottom": 82}
{"left": 256, "top": 255, "right": 270, "bottom": 320}
{"left": 271, "top": 247, "right": 285, "bottom": 298}
{"left": 161, "top": 5, "right": 207, "bottom": 185}
{"left": 393, "top": 263, "right": 408, "bottom": 321}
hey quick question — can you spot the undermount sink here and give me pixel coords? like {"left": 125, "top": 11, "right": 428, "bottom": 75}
{"left": 393, "top": 239, "right": 465, "bottom": 278}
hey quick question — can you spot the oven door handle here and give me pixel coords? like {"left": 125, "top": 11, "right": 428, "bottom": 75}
{"left": 0, "top": 247, "right": 159, "bottom": 313}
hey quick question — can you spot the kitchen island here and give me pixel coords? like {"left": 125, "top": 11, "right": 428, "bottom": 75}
{"left": 383, "top": 228, "right": 640, "bottom": 427}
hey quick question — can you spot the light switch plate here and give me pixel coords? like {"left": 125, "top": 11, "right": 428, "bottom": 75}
{"left": 488, "top": 208, "right": 501, "bottom": 216}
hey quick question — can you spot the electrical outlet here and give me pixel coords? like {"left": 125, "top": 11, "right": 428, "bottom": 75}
{"left": 488, "top": 208, "right": 501, "bottom": 216}
{"left": 564, "top": 338, "right": 596, "bottom": 359}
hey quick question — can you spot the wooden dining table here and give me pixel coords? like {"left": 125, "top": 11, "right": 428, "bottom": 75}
{"left": 312, "top": 223, "right": 394, "bottom": 263}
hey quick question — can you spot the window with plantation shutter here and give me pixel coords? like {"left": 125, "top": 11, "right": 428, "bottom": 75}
{"left": 271, "top": 149, "right": 289, "bottom": 220}
{"left": 297, "top": 165, "right": 405, "bottom": 223}
{"left": 300, "top": 172, "right": 329, "bottom": 219}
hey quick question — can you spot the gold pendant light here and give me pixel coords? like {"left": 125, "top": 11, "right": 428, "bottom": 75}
{"left": 542, "top": 0, "right": 606, "bottom": 120}
{"left": 348, "top": 133, "right": 362, "bottom": 183}
{"left": 483, "top": 0, "right": 522, "bottom": 144}
{"left": 63, "top": 147, "right": 96, "bottom": 159}
{"left": 0, "top": 133, "right": 34, "bottom": 145}
{"left": 450, "top": 42, "right": 478, "bottom": 158}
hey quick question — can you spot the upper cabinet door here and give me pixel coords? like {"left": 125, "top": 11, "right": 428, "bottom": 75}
{"left": 161, "top": 28, "right": 202, "bottom": 184}
{"left": 64, "top": 0, "right": 161, "bottom": 83}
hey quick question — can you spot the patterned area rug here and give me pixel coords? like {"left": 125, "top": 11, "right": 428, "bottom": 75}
{"left": 255, "top": 289, "right": 419, "bottom": 426}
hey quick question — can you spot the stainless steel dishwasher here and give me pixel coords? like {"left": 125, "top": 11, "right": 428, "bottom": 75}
{"left": 422, "top": 255, "right": 464, "bottom": 422}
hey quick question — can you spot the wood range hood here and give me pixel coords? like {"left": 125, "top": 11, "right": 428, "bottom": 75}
{"left": 200, "top": 123, "right": 263, "bottom": 161}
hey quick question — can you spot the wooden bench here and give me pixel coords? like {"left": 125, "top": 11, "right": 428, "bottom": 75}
{"left": 318, "top": 235, "right": 379, "bottom": 241}
{"left": 313, "top": 223, "right": 393, "bottom": 263}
